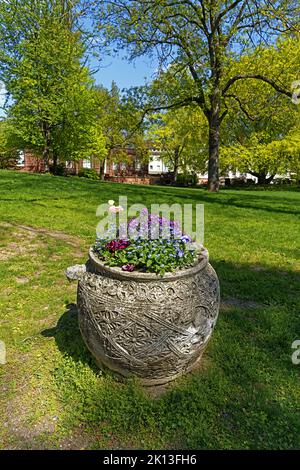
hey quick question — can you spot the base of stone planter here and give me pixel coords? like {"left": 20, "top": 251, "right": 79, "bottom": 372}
{"left": 92, "top": 347, "right": 206, "bottom": 386}
{"left": 67, "top": 248, "right": 220, "bottom": 386}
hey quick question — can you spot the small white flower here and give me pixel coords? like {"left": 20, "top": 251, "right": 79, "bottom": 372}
{"left": 108, "top": 200, "right": 115, "bottom": 206}
{"left": 109, "top": 205, "right": 124, "bottom": 213}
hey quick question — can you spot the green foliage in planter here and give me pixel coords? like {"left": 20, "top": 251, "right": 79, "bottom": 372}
{"left": 94, "top": 237, "right": 196, "bottom": 276}
{"left": 93, "top": 210, "right": 198, "bottom": 276}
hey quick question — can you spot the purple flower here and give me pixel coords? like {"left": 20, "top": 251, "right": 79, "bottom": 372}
{"left": 106, "top": 239, "right": 130, "bottom": 252}
{"left": 121, "top": 264, "right": 135, "bottom": 272}
{"left": 181, "top": 234, "right": 191, "bottom": 243}
{"left": 176, "top": 249, "right": 184, "bottom": 258}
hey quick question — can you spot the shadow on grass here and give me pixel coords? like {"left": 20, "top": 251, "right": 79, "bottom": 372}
{"left": 42, "top": 258, "right": 300, "bottom": 361}
{"left": 142, "top": 188, "right": 300, "bottom": 216}
{"left": 42, "top": 260, "right": 300, "bottom": 373}
{"left": 41, "top": 303, "right": 100, "bottom": 374}
{"left": 2, "top": 170, "right": 299, "bottom": 217}
{"left": 40, "top": 260, "right": 300, "bottom": 449}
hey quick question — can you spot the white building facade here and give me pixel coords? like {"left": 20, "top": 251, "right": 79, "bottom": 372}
{"left": 148, "top": 148, "right": 170, "bottom": 175}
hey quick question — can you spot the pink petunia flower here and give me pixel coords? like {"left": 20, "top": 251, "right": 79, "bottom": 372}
{"left": 121, "top": 264, "right": 135, "bottom": 272}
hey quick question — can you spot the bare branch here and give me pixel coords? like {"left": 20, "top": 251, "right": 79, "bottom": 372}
{"left": 138, "top": 95, "right": 205, "bottom": 126}
{"left": 217, "top": 0, "right": 246, "bottom": 22}
{"left": 223, "top": 94, "right": 257, "bottom": 121}
{"left": 222, "top": 74, "right": 295, "bottom": 98}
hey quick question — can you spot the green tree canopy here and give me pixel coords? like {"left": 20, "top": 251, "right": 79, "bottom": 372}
{"left": 0, "top": 0, "right": 107, "bottom": 172}
{"left": 95, "top": 0, "right": 300, "bottom": 190}
{"left": 221, "top": 127, "right": 300, "bottom": 184}
{"left": 149, "top": 106, "right": 208, "bottom": 182}
{"left": 0, "top": 120, "right": 22, "bottom": 169}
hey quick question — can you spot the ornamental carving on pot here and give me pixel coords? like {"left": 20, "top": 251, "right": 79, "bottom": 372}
{"left": 67, "top": 248, "right": 220, "bottom": 386}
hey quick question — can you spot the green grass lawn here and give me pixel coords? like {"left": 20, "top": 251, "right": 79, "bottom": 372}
{"left": 0, "top": 169, "right": 299, "bottom": 450}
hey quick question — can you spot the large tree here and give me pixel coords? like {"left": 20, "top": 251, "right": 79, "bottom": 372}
{"left": 0, "top": 0, "right": 106, "bottom": 171}
{"left": 149, "top": 106, "right": 208, "bottom": 183}
{"left": 221, "top": 37, "right": 300, "bottom": 142}
{"left": 221, "top": 131, "right": 300, "bottom": 184}
{"left": 95, "top": 0, "right": 300, "bottom": 191}
{"left": 93, "top": 82, "right": 150, "bottom": 177}
{"left": 219, "top": 37, "right": 300, "bottom": 183}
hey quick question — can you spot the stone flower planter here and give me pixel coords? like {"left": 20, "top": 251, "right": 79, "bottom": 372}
{"left": 67, "top": 248, "right": 220, "bottom": 386}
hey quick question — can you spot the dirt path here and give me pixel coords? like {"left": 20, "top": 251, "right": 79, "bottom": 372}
{"left": 0, "top": 221, "right": 83, "bottom": 247}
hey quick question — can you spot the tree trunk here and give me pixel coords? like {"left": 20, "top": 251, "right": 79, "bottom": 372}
{"left": 266, "top": 174, "right": 275, "bottom": 184}
{"left": 42, "top": 121, "right": 51, "bottom": 171}
{"left": 42, "top": 146, "right": 50, "bottom": 171}
{"left": 52, "top": 152, "right": 58, "bottom": 174}
{"left": 207, "top": 39, "right": 222, "bottom": 193}
{"left": 257, "top": 174, "right": 266, "bottom": 185}
{"left": 172, "top": 148, "right": 180, "bottom": 184}
{"left": 208, "top": 110, "right": 220, "bottom": 192}
{"left": 99, "top": 159, "right": 106, "bottom": 181}
{"left": 173, "top": 165, "right": 178, "bottom": 184}
{"left": 249, "top": 171, "right": 275, "bottom": 185}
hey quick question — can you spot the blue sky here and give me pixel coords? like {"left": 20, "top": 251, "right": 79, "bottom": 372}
{"left": 0, "top": 52, "right": 158, "bottom": 117}
{"left": 91, "top": 51, "right": 158, "bottom": 90}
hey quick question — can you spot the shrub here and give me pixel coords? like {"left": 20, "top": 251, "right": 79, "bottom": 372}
{"left": 49, "top": 163, "right": 66, "bottom": 176}
{"left": 175, "top": 173, "right": 198, "bottom": 187}
{"left": 0, "top": 150, "right": 19, "bottom": 169}
{"left": 228, "top": 177, "right": 256, "bottom": 187}
{"left": 273, "top": 178, "right": 292, "bottom": 186}
{"left": 78, "top": 168, "right": 99, "bottom": 180}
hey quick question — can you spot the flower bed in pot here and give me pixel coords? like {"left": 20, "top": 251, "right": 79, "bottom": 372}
{"left": 66, "top": 206, "right": 220, "bottom": 385}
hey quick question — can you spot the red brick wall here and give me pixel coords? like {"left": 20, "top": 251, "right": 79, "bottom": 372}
{"left": 106, "top": 148, "right": 148, "bottom": 177}
{"left": 92, "top": 158, "right": 101, "bottom": 173}
{"left": 18, "top": 153, "right": 46, "bottom": 173}
{"left": 65, "top": 158, "right": 101, "bottom": 175}
{"left": 16, "top": 153, "right": 101, "bottom": 175}
{"left": 13, "top": 149, "right": 147, "bottom": 179}
{"left": 105, "top": 175, "right": 160, "bottom": 185}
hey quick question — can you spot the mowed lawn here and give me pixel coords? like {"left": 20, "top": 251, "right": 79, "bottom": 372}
{"left": 0, "top": 169, "right": 299, "bottom": 450}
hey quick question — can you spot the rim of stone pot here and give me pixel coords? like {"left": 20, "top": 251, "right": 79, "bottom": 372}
{"left": 88, "top": 247, "right": 208, "bottom": 282}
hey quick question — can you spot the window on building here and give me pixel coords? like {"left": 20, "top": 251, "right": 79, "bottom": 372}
{"left": 83, "top": 159, "right": 91, "bottom": 169}
{"left": 113, "top": 162, "right": 118, "bottom": 171}
{"left": 150, "top": 165, "right": 153, "bottom": 170}
{"left": 16, "top": 150, "right": 25, "bottom": 167}
{"left": 120, "top": 162, "right": 126, "bottom": 171}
